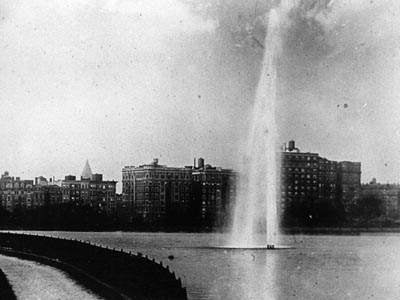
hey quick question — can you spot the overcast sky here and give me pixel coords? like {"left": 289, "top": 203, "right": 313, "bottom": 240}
{"left": 0, "top": 0, "right": 399, "bottom": 187}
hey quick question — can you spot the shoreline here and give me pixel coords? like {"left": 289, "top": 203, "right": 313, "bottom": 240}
{"left": 4, "top": 227, "right": 400, "bottom": 235}
{"left": 0, "top": 249, "right": 129, "bottom": 300}
{"left": 0, "top": 232, "right": 188, "bottom": 300}
{"left": 281, "top": 227, "right": 400, "bottom": 235}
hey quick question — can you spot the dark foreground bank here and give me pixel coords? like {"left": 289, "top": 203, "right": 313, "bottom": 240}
{"left": 0, "top": 268, "right": 16, "bottom": 300}
{"left": 0, "top": 232, "right": 187, "bottom": 300}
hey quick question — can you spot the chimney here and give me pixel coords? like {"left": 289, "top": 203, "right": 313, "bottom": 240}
{"left": 198, "top": 157, "right": 205, "bottom": 169}
{"left": 288, "top": 140, "right": 295, "bottom": 152}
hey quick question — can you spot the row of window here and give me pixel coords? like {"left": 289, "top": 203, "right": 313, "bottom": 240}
{"left": 283, "top": 155, "right": 318, "bottom": 161}
{"left": 63, "top": 184, "right": 114, "bottom": 189}
{"left": 123, "top": 171, "right": 192, "bottom": 180}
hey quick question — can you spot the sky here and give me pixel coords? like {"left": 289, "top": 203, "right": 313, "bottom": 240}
{"left": 0, "top": 0, "right": 399, "bottom": 188}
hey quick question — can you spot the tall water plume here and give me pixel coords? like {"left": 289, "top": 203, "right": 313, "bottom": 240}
{"left": 230, "top": 1, "right": 293, "bottom": 247}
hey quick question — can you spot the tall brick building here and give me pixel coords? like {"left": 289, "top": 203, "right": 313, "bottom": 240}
{"left": 192, "top": 160, "right": 237, "bottom": 227}
{"left": 122, "top": 159, "right": 193, "bottom": 224}
{"left": 122, "top": 158, "right": 236, "bottom": 227}
{"left": 280, "top": 141, "right": 361, "bottom": 224}
{"left": 338, "top": 161, "right": 362, "bottom": 214}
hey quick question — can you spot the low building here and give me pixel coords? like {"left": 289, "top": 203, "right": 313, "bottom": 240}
{"left": 360, "top": 179, "right": 400, "bottom": 221}
{"left": 0, "top": 162, "right": 117, "bottom": 215}
{"left": 32, "top": 184, "right": 62, "bottom": 208}
{"left": 0, "top": 171, "right": 34, "bottom": 210}
{"left": 60, "top": 161, "right": 117, "bottom": 213}
{"left": 0, "top": 171, "right": 61, "bottom": 210}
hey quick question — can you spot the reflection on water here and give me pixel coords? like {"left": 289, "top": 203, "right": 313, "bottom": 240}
{"left": 14, "top": 231, "right": 400, "bottom": 300}
{"left": 204, "top": 248, "right": 277, "bottom": 299}
{"left": 234, "top": 250, "right": 277, "bottom": 300}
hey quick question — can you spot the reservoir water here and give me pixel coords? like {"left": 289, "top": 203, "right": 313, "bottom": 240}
{"left": 12, "top": 231, "right": 400, "bottom": 300}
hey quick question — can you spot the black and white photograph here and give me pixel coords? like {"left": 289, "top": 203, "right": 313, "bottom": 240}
{"left": 0, "top": 0, "right": 400, "bottom": 299}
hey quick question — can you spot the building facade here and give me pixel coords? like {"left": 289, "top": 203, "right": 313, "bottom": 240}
{"left": 360, "top": 179, "right": 400, "bottom": 221}
{"left": 122, "top": 158, "right": 236, "bottom": 228}
{"left": 280, "top": 141, "right": 361, "bottom": 224}
{"left": 0, "top": 172, "right": 34, "bottom": 210}
{"left": 0, "top": 162, "right": 117, "bottom": 214}
{"left": 338, "top": 161, "right": 362, "bottom": 214}
{"left": 280, "top": 149, "right": 321, "bottom": 217}
{"left": 0, "top": 171, "right": 61, "bottom": 211}
{"left": 122, "top": 159, "right": 193, "bottom": 225}
{"left": 59, "top": 162, "right": 117, "bottom": 213}
{"left": 192, "top": 162, "right": 237, "bottom": 228}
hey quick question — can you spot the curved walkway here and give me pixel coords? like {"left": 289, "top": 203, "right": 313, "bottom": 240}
{"left": 0, "top": 255, "right": 101, "bottom": 300}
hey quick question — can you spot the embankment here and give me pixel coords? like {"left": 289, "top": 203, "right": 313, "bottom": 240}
{"left": 0, "top": 232, "right": 187, "bottom": 300}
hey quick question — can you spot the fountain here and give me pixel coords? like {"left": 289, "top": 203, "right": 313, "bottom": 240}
{"left": 228, "top": 1, "right": 294, "bottom": 250}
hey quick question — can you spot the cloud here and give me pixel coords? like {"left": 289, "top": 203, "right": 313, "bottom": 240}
{"left": 101, "top": 0, "right": 217, "bottom": 34}
{"left": 229, "top": 0, "right": 335, "bottom": 55}
{"left": 282, "top": 0, "right": 336, "bottom": 60}
{"left": 274, "top": 0, "right": 400, "bottom": 182}
{"left": 0, "top": 0, "right": 228, "bottom": 184}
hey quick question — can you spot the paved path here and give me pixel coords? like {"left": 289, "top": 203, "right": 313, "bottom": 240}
{"left": 0, "top": 255, "right": 102, "bottom": 300}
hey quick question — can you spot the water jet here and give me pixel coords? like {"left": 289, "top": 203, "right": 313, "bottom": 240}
{"left": 228, "top": 1, "right": 295, "bottom": 250}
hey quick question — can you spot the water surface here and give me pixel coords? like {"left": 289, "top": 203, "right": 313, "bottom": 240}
{"left": 16, "top": 231, "right": 400, "bottom": 300}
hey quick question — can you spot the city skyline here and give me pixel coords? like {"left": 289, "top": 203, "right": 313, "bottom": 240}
{"left": 0, "top": 1, "right": 400, "bottom": 186}
{"left": 0, "top": 140, "right": 394, "bottom": 188}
